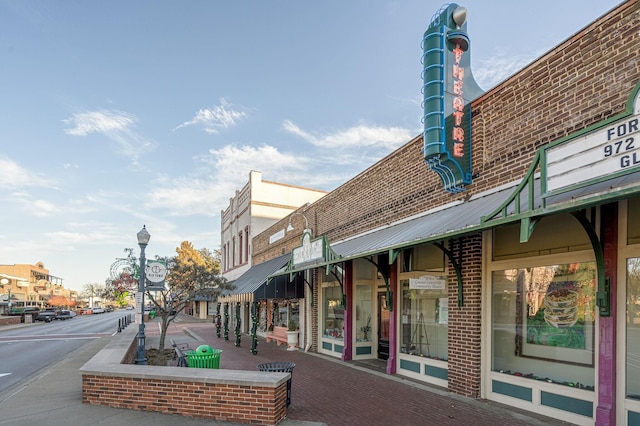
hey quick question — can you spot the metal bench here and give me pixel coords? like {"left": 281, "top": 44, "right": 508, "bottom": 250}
{"left": 170, "top": 338, "right": 191, "bottom": 367}
{"left": 265, "top": 326, "right": 288, "bottom": 346}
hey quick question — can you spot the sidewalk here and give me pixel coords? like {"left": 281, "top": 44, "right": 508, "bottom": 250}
{"left": 153, "top": 316, "right": 571, "bottom": 426}
{"left": 0, "top": 315, "right": 572, "bottom": 425}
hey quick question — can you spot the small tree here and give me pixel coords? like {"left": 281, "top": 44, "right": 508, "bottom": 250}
{"left": 147, "top": 242, "right": 234, "bottom": 351}
{"left": 48, "top": 296, "right": 70, "bottom": 308}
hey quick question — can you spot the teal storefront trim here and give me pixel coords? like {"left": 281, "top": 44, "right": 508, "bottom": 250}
{"left": 629, "top": 409, "right": 640, "bottom": 425}
{"left": 491, "top": 380, "right": 532, "bottom": 402}
{"left": 356, "top": 346, "right": 372, "bottom": 355}
{"left": 322, "top": 341, "right": 332, "bottom": 351}
{"left": 540, "top": 391, "right": 593, "bottom": 418}
{"left": 424, "top": 365, "right": 448, "bottom": 381}
{"left": 334, "top": 344, "right": 343, "bottom": 354}
{"left": 400, "top": 359, "right": 421, "bottom": 374}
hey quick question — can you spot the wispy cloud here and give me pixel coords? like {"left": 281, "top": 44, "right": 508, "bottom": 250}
{"left": 10, "top": 192, "right": 56, "bottom": 217}
{"left": 282, "top": 120, "right": 412, "bottom": 150}
{"left": 146, "top": 145, "right": 308, "bottom": 216}
{"left": 474, "top": 49, "right": 547, "bottom": 89}
{"left": 62, "top": 109, "right": 155, "bottom": 165}
{"left": 173, "top": 98, "right": 247, "bottom": 134}
{"left": 0, "top": 156, "right": 50, "bottom": 188}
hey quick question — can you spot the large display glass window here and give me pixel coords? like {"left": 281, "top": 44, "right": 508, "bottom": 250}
{"left": 627, "top": 257, "right": 640, "bottom": 400}
{"left": 491, "top": 261, "right": 596, "bottom": 390}
{"left": 399, "top": 276, "right": 448, "bottom": 360}
{"left": 356, "top": 284, "right": 372, "bottom": 341}
{"left": 323, "top": 283, "right": 344, "bottom": 340}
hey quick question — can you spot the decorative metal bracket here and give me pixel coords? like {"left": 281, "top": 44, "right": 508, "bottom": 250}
{"left": 570, "top": 210, "right": 608, "bottom": 316}
{"left": 363, "top": 251, "right": 395, "bottom": 311}
{"left": 433, "top": 241, "right": 464, "bottom": 307}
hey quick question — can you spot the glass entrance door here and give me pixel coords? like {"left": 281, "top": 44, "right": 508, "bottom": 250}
{"left": 378, "top": 292, "right": 390, "bottom": 360}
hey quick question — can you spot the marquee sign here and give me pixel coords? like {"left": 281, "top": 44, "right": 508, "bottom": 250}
{"left": 545, "top": 87, "right": 640, "bottom": 196}
{"left": 422, "top": 4, "right": 484, "bottom": 193}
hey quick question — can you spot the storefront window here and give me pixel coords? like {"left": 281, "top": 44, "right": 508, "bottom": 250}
{"left": 399, "top": 277, "right": 448, "bottom": 360}
{"left": 627, "top": 258, "right": 640, "bottom": 399}
{"left": 323, "top": 283, "right": 344, "bottom": 340}
{"left": 491, "top": 262, "right": 596, "bottom": 390}
{"left": 356, "top": 285, "right": 372, "bottom": 341}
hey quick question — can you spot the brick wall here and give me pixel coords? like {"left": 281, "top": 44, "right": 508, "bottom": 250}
{"left": 81, "top": 327, "right": 290, "bottom": 426}
{"left": 447, "top": 235, "right": 483, "bottom": 397}
{"left": 253, "top": 1, "right": 640, "bottom": 263}
{"left": 82, "top": 374, "right": 286, "bottom": 425}
{"left": 249, "top": 0, "right": 640, "bottom": 400}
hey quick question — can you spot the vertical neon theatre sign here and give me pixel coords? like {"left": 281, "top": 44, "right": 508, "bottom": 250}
{"left": 422, "top": 4, "right": 483, "bottom": 193}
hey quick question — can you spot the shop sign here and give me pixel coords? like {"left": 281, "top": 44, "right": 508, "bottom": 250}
{"left": 292, "top": 230, "right": 324, "bottom": 267}
{"left": 546, "top": 108, "right": 640, "bottom": 194}
{"left": 409, "top": 275, "right": 446, "bottom": 290}
{"left": 269, "top": 229, "right": 285, "bottom": 244}
{"left": 145, "top": 260, "right": 166, "bottom": 291}
{"left": 421, "top": 3, "right": 484, "bottom": 194}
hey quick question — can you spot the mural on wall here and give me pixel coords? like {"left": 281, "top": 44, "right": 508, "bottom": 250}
{"left": 422, "top": 3, "right": 484, "bottom": 193}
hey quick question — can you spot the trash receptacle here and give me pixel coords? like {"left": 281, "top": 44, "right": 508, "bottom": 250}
{"left": 149, "top": 310, "right": 156, "bottom": 319}
{"left": 257, "top": 362, "right": 296, "bottom": 406}
{"left": 186, "top": 347, "right": 222, "bottom": 369}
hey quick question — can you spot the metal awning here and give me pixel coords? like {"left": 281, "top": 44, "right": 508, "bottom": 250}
{"left": 331, "top": 184, "right": 515, "bottom": 261}
{"left": 218, "top": 254, "right": 291, "bottom": 303}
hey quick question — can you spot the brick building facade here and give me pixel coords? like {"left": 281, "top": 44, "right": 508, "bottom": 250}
{"left": 229, "top": 2, "right": 640, "bottom": 424}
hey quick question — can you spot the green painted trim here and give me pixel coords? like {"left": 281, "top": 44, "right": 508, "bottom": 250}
{"left": 425, "top": 365, "right": 448, "bottom": 380}
{"left": 571, "top": 210, "right": 608, "bottom": 316}
{"left": 482, "top": 82, "right": 640, "bottom": 228}
{"left": 520, "top": 217, "right": 538, "bottom": 243}
{"left": 433, "top": 241, "right": 463, "bottom": 307}
{"left": 540, "top": 391, "right": 593, "bottom": 418}
{"left": 355, "top": 346, "right": 372, "bottom": 355}
{"left": 334, "top": 344, "right": 343, "bottom": 353}
{"left": 362, "top": 256, "right": 394, "bottom": 311}
{"left": 491, "top": 380, "right": 532, "bottom": 402}
{"left": 322, "top": 341, "right": 332, "bottom": 351}
{"left": 629, "top": 409, "right": 640, "bottom": 425}
{"left": 400, "top": 359, "right": 421, "bottom": 373}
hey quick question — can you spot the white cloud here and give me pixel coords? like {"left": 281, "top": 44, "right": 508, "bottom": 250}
{"left": 8, "top": 192, "right": 56, "bottom": 217}
{"left": 282, "top": 120, "right": 412, "bottom": 150}
{"left": 474, "top": 49, "right": 546, "bottom": 89}
{"left": 174, "top": 98, "right": 247, "bottom": 134}
{"left": 63, "top": 109, "right": 155, "bottom": 165}
{"left": 0, "top": 156, "right": 50, "bottom": 188}
{"left": 146, "top": 145, "right": 308, "bottom": 216}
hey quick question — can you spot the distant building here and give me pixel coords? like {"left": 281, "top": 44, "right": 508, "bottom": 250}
{"left": 220, "top": 170, "right": 327, "bottom": 282}
{"left": 0, "top": 262, "right": 77, "bottom": 313}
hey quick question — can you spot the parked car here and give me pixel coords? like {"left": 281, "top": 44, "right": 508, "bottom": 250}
{"left": 91, "top": 307, "right": 105, "bottom": 314}
{"left": 35, "top": 309, "right": 57, "bottom": 322}
{"left": 55, "top": 310, "right": 73, "bottom": 320}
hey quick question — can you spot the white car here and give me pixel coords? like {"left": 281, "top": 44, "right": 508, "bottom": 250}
{"left": 91, "top": 307, "right": 105, "bottom": 314}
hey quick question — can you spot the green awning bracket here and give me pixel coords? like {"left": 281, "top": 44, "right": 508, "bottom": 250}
{"left": 363, "top": 255, "right": 393, "bottom": 311}
{"left": 570, "top": 210, "right": 608, "bottom": 316}
{"left": 433, "top": 241, "right": 463, "bottom": 307}
{"left": 520, "top": 216, "right": 539, "bottom": 243}
{"left": 329, "top": 264, "right": 346, "bottom": 307}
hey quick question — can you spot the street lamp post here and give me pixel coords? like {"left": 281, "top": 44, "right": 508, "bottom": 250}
{"left": 135, "top": 225, "right": 151, "bottom": 365}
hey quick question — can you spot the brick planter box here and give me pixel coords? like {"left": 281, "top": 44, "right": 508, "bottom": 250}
{"left": 80, "top": 327, "right": 290, "bottom": 425}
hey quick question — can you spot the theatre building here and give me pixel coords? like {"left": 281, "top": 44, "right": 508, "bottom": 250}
{"left": 242, "top": 2, "right": 640, "bottom": 424}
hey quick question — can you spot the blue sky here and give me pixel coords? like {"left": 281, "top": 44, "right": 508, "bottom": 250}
{"left": 0, "top": 0, "right": 622, "bottom": 291}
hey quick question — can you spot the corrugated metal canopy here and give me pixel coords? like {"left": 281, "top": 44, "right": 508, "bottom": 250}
{"left": 330, "top": 184, "right": 515, "bottom": 261}
{"left": 219, "top": 254, "right": 290, "bottom": 303}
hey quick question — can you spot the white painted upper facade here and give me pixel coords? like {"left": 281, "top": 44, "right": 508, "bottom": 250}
{"left": 220, "top": 170, "right": 327, "bottom": 281}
